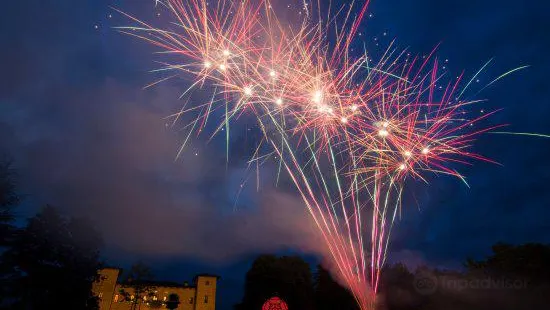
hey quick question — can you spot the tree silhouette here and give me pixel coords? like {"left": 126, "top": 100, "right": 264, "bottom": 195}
{"left": 119, "top": 262, "right": 158, "bottom": 310}
{"left": 236, "top": 255, "right": 314, "bottom": 310}
{"left": 462, "top": 242, "right": 550, "bottom": 310}
{"left": 165, "top": 293, "right": 180, "bottom": 310}
{"left": 234, "top": 244, "right": 550, "bottom": 310}
{"left": 314, "top": 264, "right": 358, "bottom": 310}
{"left": 0, "top": 159, "right": 19, "bottom": 248}
{"left": 1, "top": 205, "right": 102, "bottom": 309}
{"left": 0, "top": 159, "right": 20, "bottom": 306}
{"left": 377, "top": 263, "right": 422, "bottom": 310}
{"left": 466, "top": 242, "right": 550, "bottom": 284}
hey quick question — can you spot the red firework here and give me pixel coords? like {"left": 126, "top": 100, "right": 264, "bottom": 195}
{"left": 262, "top": 297, "right": 289, "bottom": 310}
{"left": 116, "top": 1, "right": 526, "bottom": 309}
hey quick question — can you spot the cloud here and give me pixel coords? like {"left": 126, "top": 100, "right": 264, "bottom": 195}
{"left": 3, "top": 0, "right": 550, "bottom": 281}
{"left": 0, "top": 71, "right": 324, "bottom": 264}
{"left": 0, "top": 0, "right": 332, "bottom": 268}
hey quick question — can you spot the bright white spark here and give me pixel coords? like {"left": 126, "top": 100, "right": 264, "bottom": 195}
{"left": 378, "top": 129, "right": 389, "bottom": 137}
{"left": 312, "top": 90, "right": 322, "bottom": 103}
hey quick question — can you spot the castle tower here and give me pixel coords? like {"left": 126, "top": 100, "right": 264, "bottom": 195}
{"left": 193, "top": 274, "right": 219, "bottom": 310}
{"left": 92, "top": 268, "right": 120, "bottom": 310}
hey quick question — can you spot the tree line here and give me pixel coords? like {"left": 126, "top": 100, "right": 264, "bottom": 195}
{"left": 1, "top": 159, "right": 549, "bottom": 309}
{"left": 0, "top": 159, "right": 166, "bottom": 310}
{"left": 236, "top": 244, "right": 550, "bottom": 310}
{"left": 0, "top": 160, "right": 103, "bottom": 309}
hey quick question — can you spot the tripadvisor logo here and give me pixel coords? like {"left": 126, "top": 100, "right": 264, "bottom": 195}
{"left": 413, "top": 271, "right": 438, "bottom": 295}
{"left": 438, "top": 276, "right": 528, "bottom": 291}
{"left": 413, "top": 271, "right": 528, "bottom": 295}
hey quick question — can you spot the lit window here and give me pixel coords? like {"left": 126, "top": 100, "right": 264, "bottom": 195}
{"left": 153, "top": 296, "right": 157, "bottom": 301}
{"left": 98, "top": 292, "right": 103, "bottom": 298}
{"left": 204, "top": 295, "right": 209, "bottom": 303}
{"left": 163, "top": 296, "right": 167, "bottom": 301}
{"left": 114, "top": 294, "right": 119, "bottom": 302}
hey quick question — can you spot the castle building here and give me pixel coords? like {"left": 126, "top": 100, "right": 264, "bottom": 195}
{"left": 93, "top": 268, "right": 218, "bottom": 310}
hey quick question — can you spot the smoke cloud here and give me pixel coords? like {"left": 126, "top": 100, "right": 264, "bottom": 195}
{"left": 1, "top": 72, "right": 329, "bottom": 263}
{"left": 0, "top": 0, "right": 330, "bottom": 267}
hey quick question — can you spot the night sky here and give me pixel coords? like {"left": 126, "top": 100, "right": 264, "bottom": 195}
{"left": 1, "top": 1, "right": 550, "bottom": 309}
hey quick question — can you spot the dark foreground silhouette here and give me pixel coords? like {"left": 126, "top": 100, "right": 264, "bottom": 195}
{"left": 235, "top": 245, "right": 550, "bottom": 310}
{"left": 1, "top": 160, "right": 549, "bottom": 309}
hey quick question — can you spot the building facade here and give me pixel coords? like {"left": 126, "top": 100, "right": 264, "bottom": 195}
{"left": 93, "top": 268, "right": 218, "bottom": 310}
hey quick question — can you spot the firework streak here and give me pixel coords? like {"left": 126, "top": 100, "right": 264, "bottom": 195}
{"left": 117, "top": 1, "right": 509, "bottom": 308}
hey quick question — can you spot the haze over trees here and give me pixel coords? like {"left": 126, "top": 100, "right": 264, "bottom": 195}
{"left": 0, "top": 160, "right": 103, "bottom": 309}
{"left": 236, "top": 246, "right": 550, "bottom": 310}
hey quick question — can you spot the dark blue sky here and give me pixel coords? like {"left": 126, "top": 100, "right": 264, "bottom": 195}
{"left": 1, "top": 1, "right": 550, "bottom": 309}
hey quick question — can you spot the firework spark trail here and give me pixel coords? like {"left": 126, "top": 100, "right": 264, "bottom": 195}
{"left": 117, "top": 1, "right": 528, "bottom": 309}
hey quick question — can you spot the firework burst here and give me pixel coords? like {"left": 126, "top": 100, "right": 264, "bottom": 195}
{"left": 116, "top": 1, "right": 524, "bottom": 309}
